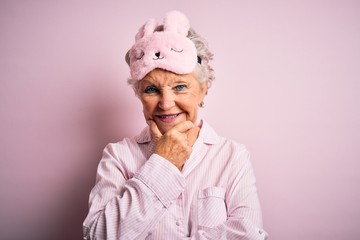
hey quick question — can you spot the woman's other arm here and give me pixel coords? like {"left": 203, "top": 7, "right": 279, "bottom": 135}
{"left": 83, "top": 143, "right": 185, "bottom": 240}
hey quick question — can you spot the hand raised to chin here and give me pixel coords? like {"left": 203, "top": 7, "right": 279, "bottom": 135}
{"left": 147, "top": 120, "right": 198, "bottom": 171}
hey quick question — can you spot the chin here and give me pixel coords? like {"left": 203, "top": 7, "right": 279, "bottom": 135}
{"left": 156, "top": 123, "right": 176, "bottom": 134}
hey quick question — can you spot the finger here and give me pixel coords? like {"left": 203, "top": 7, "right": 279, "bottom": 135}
{"left": 147, "top": 120, "right": 162, "bottom": 140}
{"left": 171, "top": 121, "right": 195, "bottom": 133}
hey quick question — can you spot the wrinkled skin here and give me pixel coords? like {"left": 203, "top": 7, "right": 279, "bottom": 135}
{"left": 139, "top": 69, "right": 207, "bottom": 170}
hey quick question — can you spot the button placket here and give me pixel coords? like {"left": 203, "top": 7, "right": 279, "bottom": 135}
{"left": 174, "top": 192, "right": 186, "bottom": 232}
{"left": 176, "top": 193, "right": 183, "bottom": 227}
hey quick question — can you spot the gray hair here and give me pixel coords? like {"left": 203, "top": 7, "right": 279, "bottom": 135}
{"left": 125, "top": 26, "right": 214, "bottom": 95}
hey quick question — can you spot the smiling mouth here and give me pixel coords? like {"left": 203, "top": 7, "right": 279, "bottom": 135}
{"left": 155, "top": 113, "right": 183, "bottom": 123}
{"left": 157, "top": 113, "right": 181, "bottom": 119}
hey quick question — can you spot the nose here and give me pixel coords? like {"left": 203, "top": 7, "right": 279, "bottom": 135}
{"left": 155, "top": 52, "right": 160, "bottom": 58}
{"left": 158, "top": 91, "right": 175, "bottom": 110}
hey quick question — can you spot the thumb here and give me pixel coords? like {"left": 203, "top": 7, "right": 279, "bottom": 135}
{"left": 147, "top": 120, "right": 162, "bottom": 140}
{"left": 173, "top": 120, "right": 195, "bottom": 133}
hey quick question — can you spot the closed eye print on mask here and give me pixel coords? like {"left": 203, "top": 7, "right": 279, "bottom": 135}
{"left": 134, "top": 49, "right": 144, "bottom": 60}
{"left": 171, "top": 47, "right": 184, "bottom": 53}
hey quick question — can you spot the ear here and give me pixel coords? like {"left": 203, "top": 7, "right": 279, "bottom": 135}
{"left": 163, "top": 10, "right": 190, "bottom": 36}
{"left": 200, "top": 81, "right": 208, "bottom": 99}
{"left": 135, "top": 18, "right": 158, "bottom": 41}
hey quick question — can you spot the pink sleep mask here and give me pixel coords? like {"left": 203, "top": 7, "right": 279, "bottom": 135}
{"left": 128, "top": 11, "right": 198, "bottom": 81}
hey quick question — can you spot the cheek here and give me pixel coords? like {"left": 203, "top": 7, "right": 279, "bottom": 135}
{"left": 141, "top": 98, "right": 156, "bottom": 115}
{"left": 179, "top": 94, "right": 200, "bottom": 113}
{"left": 186, "top": 92, "right": 201, "bottom": 107}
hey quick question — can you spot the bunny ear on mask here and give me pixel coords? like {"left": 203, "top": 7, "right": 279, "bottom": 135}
{"left": 135, "top": 18, "right": 158, "bottom": 41}
{"left": 163, "top": 10, "right": 190, "bottom": 36}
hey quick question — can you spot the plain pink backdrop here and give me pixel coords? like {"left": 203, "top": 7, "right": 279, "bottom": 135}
{"left": 1, "top": 1, "right": 359, "bottom": 239}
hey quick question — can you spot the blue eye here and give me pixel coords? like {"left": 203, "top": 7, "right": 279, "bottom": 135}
{"left": 144, "top": 86, "right": 158, "bottom": 94}
{"left": 174, "top": 85, "right": 187, "bottom": 92}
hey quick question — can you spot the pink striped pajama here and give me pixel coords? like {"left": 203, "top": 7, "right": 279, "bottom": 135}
{"left": 83, "top": 121, "right": 267, "bottom": 239}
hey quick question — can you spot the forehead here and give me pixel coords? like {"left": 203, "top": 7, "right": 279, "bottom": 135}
{"left": 141, "top": 69, "right": 198, "bottom": 86}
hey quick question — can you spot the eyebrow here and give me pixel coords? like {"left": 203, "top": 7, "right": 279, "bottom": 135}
{"left": 140, "top": 79, "right": 158, "bottom": 87}
{"left": 141, "top": 77, "right": 189, "bottom": 86}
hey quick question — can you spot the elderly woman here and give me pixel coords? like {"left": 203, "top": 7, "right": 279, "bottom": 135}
{"left": 83, "top": 11, "right": 267, "bottom": 240}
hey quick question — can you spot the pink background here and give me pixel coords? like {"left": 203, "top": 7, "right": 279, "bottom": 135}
{"left": 1, "top": 1, "right": 359, "bottom": 239}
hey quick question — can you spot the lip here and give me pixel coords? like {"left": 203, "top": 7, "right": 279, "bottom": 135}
{"left": 155, "top": 113, "right": 182, "bottom": 123}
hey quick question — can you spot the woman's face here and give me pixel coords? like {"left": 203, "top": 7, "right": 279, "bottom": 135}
{"left": 138, "top": 69, "right": 207, "bottom": 134}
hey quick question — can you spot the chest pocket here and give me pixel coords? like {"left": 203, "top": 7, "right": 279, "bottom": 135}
{"left": 197, "top": 187, "right": 227, "bottom": 228}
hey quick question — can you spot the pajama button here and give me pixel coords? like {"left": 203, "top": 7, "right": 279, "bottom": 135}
{"left": 176, "top": 219, "right": 182, "bottom": 226}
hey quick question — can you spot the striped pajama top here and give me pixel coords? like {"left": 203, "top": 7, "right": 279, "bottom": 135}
{"left": 83, "top": 120, "right": 267, "bottom": 239}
